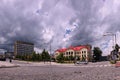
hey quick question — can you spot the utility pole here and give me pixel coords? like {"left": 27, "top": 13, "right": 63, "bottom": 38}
{"left": 114, "top": 33, "right": 117, "bottom": 45}
{"left": 50, "top": 42, "right": 51, "bottom": 65}
{"left": 49, "top": 41, "right": 52, "bottom": 80}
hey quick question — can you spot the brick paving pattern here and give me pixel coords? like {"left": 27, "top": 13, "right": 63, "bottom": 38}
{"left": 0, "top": 61, "right": 119, "bottom": 80}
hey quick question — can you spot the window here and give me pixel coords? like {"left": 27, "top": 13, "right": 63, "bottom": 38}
{"left": 66, "top": 52, "right": 68, "bottom": 55}
{"left": 80, "top": 52, "right": 81, "bottom": 54}
{"left": 84, "top": 51, "right": 86, "bottom": 53}
{"left": 69, "top": 52, "right": 70, "bottom": 55}
{"left": 84, "top": 55, "right": 86, "bottom": 58}
{"left": 71, "top": 52, "right": 73, "bottom": 55}
{"left": 82, "top": 51, "right": 84, "bottom": 53}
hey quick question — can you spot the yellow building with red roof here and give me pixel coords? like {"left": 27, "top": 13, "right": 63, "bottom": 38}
{"left": 55, "top": 45, "right": 92, "bottom": 61}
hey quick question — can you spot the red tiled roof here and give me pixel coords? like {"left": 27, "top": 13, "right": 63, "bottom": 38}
{"left": 69, "top": 46, "right": 88, "bottom": 51}
{"left": 68, "top": 46, "right": 74, "bottom": 49}
{"left": 56, "top": 45, "right": 90, "bottom": 52}
{"left": 55, "top": 48, "right": 67, "bottom": 53}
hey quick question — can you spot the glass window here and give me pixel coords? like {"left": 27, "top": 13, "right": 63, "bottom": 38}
{"left": 71, "top": 52, "right": 72, "bottom": 54}
{"left": 69, "top": 52, "right": 70, "bottom": 55}
{"left": 84, "top": 51, "right": 86, "bottom": 53}
{"left": 66, "top": 52, "right": 68, "bottom": 55}
{"left": 71, "top": 52, "right": 73, "bottom": 55}
{"left": 82, "top": 51, "right": 84, "bottom": 53}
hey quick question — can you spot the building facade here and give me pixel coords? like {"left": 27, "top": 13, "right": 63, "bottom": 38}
{"left": 55, "top": 45, "right": 92, "bottom": 61}
{"left": 14, "top": 41, "right": 34, "bottom": 56}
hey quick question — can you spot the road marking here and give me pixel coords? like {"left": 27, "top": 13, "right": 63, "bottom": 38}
{"left": 60, "top": 64, "right": 112, "bottom": 68}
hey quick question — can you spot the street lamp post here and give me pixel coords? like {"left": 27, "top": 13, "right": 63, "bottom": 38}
{"left": 50, "top": 42, "right": 52, "bottom": 65}
{"left": 115, "top": 33, "right": 117, "bottom": 45}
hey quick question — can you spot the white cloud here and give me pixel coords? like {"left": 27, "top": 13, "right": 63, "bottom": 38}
{"left": 1, "top": 0, "right": 120, "bottom": 55}
{"left": 34, "top": 47, "right": 42, "bottom": 53}
{"left": 42, "top": 28, "right": 54, "bottom": 43}
{"left": 0, "top": 37, "right": 6, "bottom": 44}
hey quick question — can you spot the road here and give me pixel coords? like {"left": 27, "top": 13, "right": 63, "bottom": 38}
{"left": 0, "top": 60, "right": 120, "bottom": 80}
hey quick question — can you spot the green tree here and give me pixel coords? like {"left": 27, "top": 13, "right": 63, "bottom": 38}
{"left": 93, "top": 47, "right": 102, "bottom": 61}
{"left": 69, "top": 55, "right": 74, "bottom": 61}
{"left": 115, "top": 44, "right": 120, "bottom": 52}
{"left": 114, "top": 44, "right": 120, "bottom": 60}
{"left": 64, "top": 56, "right": 69, "bottom": 61}
{"left": 37, "top": 53, "right": 42, "bottom": 61}
{"left": 82, "top": 56, "right": 85, "bottom": 61}
{"left": 68, "top": 55, "right": 74, "bottom": 63}
{"left": 41, "top": 49, "right": 50, "bottom": 62}
{"left": 31, "top": 51, "right": 37, "bottom": 61}
{"left": 56, "top": 53, "right": 64, "bottom": 63}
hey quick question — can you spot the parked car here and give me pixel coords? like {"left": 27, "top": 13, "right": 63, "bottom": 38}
{"left": 75, "top": 61, "right": 88, "bottom": 65}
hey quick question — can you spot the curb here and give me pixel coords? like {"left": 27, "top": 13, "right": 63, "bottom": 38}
{"left": 0, "top": 65, "right": 20, "bottom": 68}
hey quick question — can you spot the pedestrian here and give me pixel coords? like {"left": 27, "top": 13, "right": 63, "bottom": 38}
{"left": 9, "top": 57, "right": 12, "bottom": 63}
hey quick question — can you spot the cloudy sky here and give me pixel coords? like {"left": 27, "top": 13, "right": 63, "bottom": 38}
{"left": 0, "top": 0, "right": 120, "bottom": 55}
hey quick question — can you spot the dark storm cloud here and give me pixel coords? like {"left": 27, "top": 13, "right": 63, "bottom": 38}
{"left": 0, "top": 0, "right": 72, "bottom": 51}
{"left": 0, "top": 0, "right": 44, "bottom": 50}
{"left": 0, "top": 0, "right": 120, "bottom": 55}
{"left": 69, "top": 0, "right": 101, "bottom": 45}
{"left": 68, "top": 0, "right": 120, "bottom": 55}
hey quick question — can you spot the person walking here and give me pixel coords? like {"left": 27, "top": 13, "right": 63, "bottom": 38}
{"left": 9, "top": 57, "right": 12, "bottom": 63}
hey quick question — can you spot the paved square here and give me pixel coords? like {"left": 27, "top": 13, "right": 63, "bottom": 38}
{"left": 0, "top": 61, "right": 119, "bottom": 80}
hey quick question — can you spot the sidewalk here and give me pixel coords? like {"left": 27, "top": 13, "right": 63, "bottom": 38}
{"left": 0, "top": 61, "right": 19, "bottom": 68}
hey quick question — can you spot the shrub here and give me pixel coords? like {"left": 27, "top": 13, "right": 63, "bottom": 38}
{"left": 110, "top": 60, "right": 116, "bottom": 64}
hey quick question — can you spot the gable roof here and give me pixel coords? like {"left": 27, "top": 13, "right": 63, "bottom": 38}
{"left": 68, "top": 46, "right": 88, "bottom": 51}
{"left": 56, "top": 45, "right": 90, "bottom": 53}
{"left": 55, "top": 48, "right": 67, "bottom": 53}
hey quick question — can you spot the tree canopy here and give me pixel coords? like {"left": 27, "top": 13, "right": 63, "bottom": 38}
{"left": 15, "top": 49, "right": 50, "bottom": 62}
{"left": 41, "top": 49, "right": 50, "bottom": 61}
{"left": 56, "top": 53, "right": 64, "bottom": 63}
{"left": 115, "top": 44, "right": 120, "bottom": 52}
{"left": 93, "top": 47, "right": 102, "bottom": 61}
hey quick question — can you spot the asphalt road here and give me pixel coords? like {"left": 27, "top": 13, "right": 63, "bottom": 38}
{"left": 0, "top": 60, "right": 120, "bottom": 80}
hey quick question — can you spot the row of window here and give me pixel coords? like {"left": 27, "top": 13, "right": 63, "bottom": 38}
{"left": 55, "top": 50, "right": 88, "bottom": 58}
{"left": 65, "top": 52, "right": 73, "bottom": 55}
{"left": 64, "top": 55, "right": 87, "bottom": 57}
{"left": 64, "top": 51, "right": 87, "bottom": 55}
